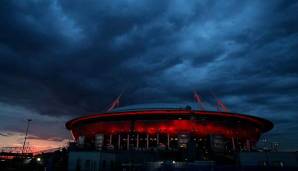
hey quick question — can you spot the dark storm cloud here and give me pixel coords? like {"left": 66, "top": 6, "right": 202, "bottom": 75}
{"left": 0, "top": 0, "right": 298, "bottom": 149}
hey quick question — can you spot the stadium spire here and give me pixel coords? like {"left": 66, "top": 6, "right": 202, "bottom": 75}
{"left": 210, "top": 91, "right": 229, "bottom": 112}
{"left": 107, "top": 91, "right": 124, "bottom": 112}
{"left": 193, "top": 91, "right": 205, "bottom": 111}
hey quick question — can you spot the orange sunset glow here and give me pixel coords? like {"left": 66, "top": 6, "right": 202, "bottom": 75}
{"left": 0, "top": 131, "right": 70, "bottom": 153}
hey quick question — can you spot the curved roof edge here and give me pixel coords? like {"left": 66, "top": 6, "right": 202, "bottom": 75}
{"left": 66, "top": 108, "right": 273, "bottom": 133}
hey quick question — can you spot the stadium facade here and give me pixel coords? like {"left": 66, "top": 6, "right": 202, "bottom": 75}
{"left": 65, "top": 105, "right": 282, "bottom": 170}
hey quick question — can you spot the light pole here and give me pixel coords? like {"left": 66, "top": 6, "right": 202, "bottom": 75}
{"left": 22, "top": 119, "right": 32, "bottom": 154}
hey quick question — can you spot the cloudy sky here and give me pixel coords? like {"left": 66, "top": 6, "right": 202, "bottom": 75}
{"left": 0, "top": 0, "right": 297, "bottom": 151}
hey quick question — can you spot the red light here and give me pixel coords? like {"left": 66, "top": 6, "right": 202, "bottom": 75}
{"left": 66, "top": 109, "right": 272, "bottom": 143}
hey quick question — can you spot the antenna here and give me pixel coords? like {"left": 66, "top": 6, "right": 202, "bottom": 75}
{"left": 210, "top": 91, "right": 229, "bottom": 112}
{"left": 193, "top": 91, "right": 205, "bottom": 111}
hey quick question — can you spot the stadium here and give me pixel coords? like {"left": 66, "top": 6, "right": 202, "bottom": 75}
{"left": 66, "top": 104, "right": 273, "bottom": 163}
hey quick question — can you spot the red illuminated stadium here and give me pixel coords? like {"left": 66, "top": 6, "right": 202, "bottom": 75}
{"left": 66, "top": 106, "right": 273, "bottom": 156}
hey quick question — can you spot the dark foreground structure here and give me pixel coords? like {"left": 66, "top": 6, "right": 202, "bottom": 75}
{"left": 64, "top": 106, "right": 297, "bottom": 170}
{"left": 0, "top": 149, "right": 67, "bottom": 171}
{"left": 1, "top": 106, "right": 297, "bottom": 171}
